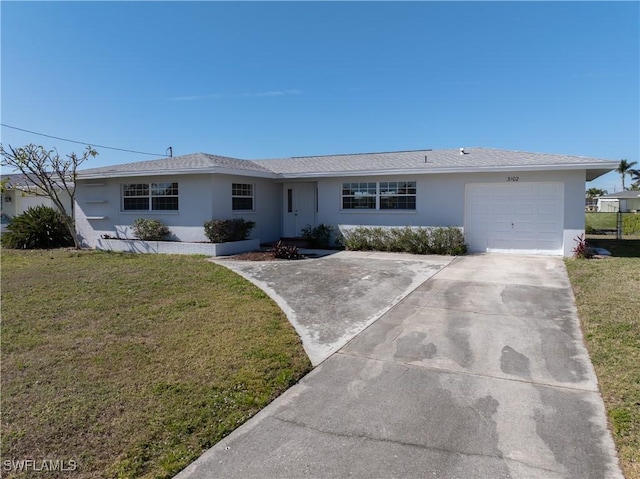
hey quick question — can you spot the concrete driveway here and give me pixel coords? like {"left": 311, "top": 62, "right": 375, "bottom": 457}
{"left": 178, "top": 253, "right": 622, "bottom": 479}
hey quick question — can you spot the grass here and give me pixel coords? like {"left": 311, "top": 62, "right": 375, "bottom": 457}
{"left": 565, "top": 257, "right": 640, "bottom": 478}
{"left": 1, "top": 249, "right": 312, "bottom": 478}
{"left": 586, "top": 212, "right": 618, "bottom": 230}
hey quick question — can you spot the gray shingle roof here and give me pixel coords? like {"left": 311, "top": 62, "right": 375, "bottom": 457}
{"left": 77, "top": 147, "right": 617, "bottom": 179}
{"left": 1, "top": 173, "right": 67, "bottom": 189}
{"left": 255, "top": 148, "right": 616, "bottom": 175}
{"left": 600, "top": 190, "right": 640, "bottom": 199}
{"left": 78, "top": 152, "right": 275, "bottom": 178}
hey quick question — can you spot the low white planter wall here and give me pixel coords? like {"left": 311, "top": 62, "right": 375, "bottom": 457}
{"left": 96, "top": 238, "right": 260, "bottom": 256}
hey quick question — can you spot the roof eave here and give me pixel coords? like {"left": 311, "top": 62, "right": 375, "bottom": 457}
{"left": 277, "top": 162, "right": 618, "bottom": 179}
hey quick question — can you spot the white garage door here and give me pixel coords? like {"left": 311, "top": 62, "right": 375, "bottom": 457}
{"left": 465, "top": 182, "right": 564, "bottom": 254}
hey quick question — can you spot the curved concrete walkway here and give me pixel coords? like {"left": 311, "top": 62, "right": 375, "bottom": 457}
{"left": 179, "top": 253, "right": 622, "bottom": 479}
{"left": 211, "top": 251, "right": 454, "bottom": 365}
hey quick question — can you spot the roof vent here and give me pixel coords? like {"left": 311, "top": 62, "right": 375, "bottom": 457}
{"left": 460, "top": 148, "right": 465, "bottom": 155}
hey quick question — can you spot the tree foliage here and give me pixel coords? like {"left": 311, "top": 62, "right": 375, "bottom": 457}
{"left": 586, "top": 188, "right": 607, "bottom": 199}
{"left": 615, "top": 159, "right": 638, "bottom": 191}
{"left": 0, "top": 144, "right": 98, "bottom": 248}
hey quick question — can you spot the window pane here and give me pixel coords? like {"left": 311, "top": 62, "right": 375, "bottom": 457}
{"left": 123, "top": 184, "right": 149, "bottom": 196}
{"left": 152, "top": 197, "right": 179, "bottom": 210}
{"left": 380, "top": 195, "right": 416, "bottom": 210}
{"left": 124, "top": 197, "right": 149, "bottom": 210}
{"left": 232, "top": 183, "right": 253, "bottom": 196}
{"left": 152, "top": 182, "right": 178, "bottom": 196}
{"left": 343, "top": 196, "right": 376, "bottom": 209}
{"left": 232, "top": 197, "right": 253, "bottom": 210}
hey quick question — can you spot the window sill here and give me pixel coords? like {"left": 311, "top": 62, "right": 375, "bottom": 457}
{"left": 120, "top": 211, "right": 180, "bottom": 215}
{"left": 339, "top": 209, "right": 417, "bottom": 214}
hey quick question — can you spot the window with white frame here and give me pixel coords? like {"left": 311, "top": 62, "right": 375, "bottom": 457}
{"left": 380, "top": 181, "right": 416, "bottom": 210}
{"left": 342, "top": 181, "right": 416, "bottom": 210}
{"left": 122, "top": 182, "right": 179, "bottom": 211}
{"left": 342, "top": 182, "right": 377, "bottom": 209}
{"left": 232, "top": 183, "right": 254, "bottom": 211}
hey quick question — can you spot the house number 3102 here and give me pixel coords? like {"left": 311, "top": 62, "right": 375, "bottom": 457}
{"left": 507, "top": 176, "right": 519, "bottom": 182}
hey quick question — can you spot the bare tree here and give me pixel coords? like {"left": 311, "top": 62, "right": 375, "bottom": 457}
{"left": 0, "top": 144, "right": 98, "bottom": 248}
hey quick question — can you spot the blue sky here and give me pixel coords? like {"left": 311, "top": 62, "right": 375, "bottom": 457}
{"left": 1, "top": 1, "right": 638, "bottom": 192}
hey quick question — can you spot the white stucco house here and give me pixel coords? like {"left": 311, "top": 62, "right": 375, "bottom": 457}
{"left": 75, "top": 147, "right": 617, "bottom": 257}
{"left": 597, "top": 190, "right": 640, "bottom": 213}
{"left": 1, "top": 173, "right": 73, "bottom": 218}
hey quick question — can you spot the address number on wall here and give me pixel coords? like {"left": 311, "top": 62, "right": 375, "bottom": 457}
{"left": 507, "top": 176, "right": 519, "bottom": 182}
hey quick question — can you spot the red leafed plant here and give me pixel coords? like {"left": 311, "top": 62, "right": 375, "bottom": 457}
{"left": 572, "top": 233, "right": 592, "bottom": 259}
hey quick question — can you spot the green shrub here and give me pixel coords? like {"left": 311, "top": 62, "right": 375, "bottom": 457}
{"left": 1, "top": 205, "right": 73, "bottom": 249}
{"left": 301, "top": 223, "right": 334, "bottom": 248}
{"left": 273, "top": 241, "right": 302, "bottom": 259}
{"left": 340, "top": 226, "right": 466, "bottom": 255}
{"left": 204, "top": 218, "right": 255, "bottom": 243}
{"left": 623, "top": 213, "right": 640, "bottom": 235}
{"left": 132, "top": 218, "right": 170, "bottom": 241}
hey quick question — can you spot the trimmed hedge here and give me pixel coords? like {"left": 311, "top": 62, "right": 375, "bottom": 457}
{"left": 623, "top": 213, "right": 640, "bottom": 235}
{"left": 340, "top": 226, "right": 466, "bottom": 255}
{"left": 132, "top": 218, "right": 170, "bottom": 241}
{"left": 204, "top": 218, "right": 255, "bottom": 243}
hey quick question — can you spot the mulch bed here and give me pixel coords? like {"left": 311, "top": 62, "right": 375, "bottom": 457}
{"left": 226, "top": 250, "right": 280, "bottom": 261}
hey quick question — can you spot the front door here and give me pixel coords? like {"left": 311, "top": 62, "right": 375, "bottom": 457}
{"left": 283, "top": 183, "right": 316, "bottom": 237}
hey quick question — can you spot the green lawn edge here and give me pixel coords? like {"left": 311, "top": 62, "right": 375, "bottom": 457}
{"left": 1, "top": 249, "right": 312, "bottom": 478}
{"left": 565, "top": 257, "right": 640, "bottom": 479}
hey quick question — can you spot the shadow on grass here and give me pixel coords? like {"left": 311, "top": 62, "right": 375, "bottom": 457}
{"left": 586, "top": 237, "right": 640, "bottom": 257}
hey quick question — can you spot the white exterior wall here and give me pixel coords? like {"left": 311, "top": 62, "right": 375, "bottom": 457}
{"left": 598, "top": 197, "right": 640, "bottom": 213}
{"left": 210, "top": 175, "right": 281, "bottom": 243}
{"left": 76, "top": 168, "right": 588, "bottom": 256}
{"left": 316, "top": 169, "right": 586, "bottom": 257}
{"left": 76, "top": 174, "right": 281, "bottom": 248}
{"left": 1, "top": 189, "right": 72, "bottom": 217}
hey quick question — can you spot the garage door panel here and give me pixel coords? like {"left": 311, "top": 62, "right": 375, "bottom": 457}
{"left": 466, "top": 182, "right": 564, "bottom": 254}
{"left": 537, "top": 184, "right": 561, "bottom": 196}
{"left": 515, "top": 221, "right": 535, "bottom": 233}
{"left": 492, "top": 221, "right": 512, "bottom": 232}
{"left": 538, "top": 199, "right": 559, "bottom": 210}
{"left": 514, "top": 203, "right": 536, "bottom": 215}
{"left": 538, "top": 221, "right": 559, "bottom": 234}
{"left": 490, "top": 203, "right": 511, "bottom": 215}
{"left": 515, "top": 185, "right": 536, "bottom": 196}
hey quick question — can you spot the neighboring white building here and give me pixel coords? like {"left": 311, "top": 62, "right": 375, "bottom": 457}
{"left": 1, "top": 173, "right": 73, "bottom": 218}
{"left": 597, "top": 190, "right": 640, "bottom": 213}
{"left": 75, "top": 147, "right": 617, "bottom": 257}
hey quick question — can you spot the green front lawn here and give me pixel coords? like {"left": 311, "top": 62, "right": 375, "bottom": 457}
{"left": 1, "top": 250, "right": 311, "bottom": 478}
{"left": 566, "top": 257, "right": 640, "bottom": 478}
{"left": 586, "top": 212, "right": 618, "bottom": 230}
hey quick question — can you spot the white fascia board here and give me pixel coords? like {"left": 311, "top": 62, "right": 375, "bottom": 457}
{"left": 277, "top": 162, "right": 617, "bottom": 179}
{"left": 77, "top": 167, "right": 280, "bottom": 180}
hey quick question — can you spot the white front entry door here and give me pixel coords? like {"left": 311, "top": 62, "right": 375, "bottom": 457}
{"left": 465, "top": 182, "right": 564, "bottom": 254}
{"left": 283, "top": 183, "right": 316, "bottom": 237}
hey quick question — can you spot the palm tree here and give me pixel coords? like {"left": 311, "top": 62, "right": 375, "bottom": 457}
{"left": 630, "top": 169, "right": 640, "bottom": 190}
{"left": 585, "top": 188, "right": 606, "bottom": 211}
{"left": 586, "top": 187, "right": 607, "bottom": 198}
{"left": 616, "top": 159, "right": 638, "bottom": 190}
